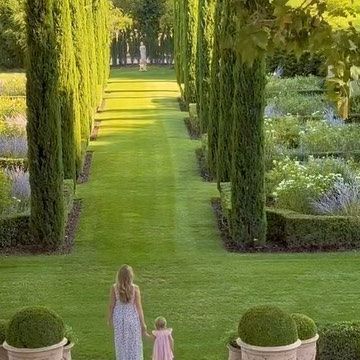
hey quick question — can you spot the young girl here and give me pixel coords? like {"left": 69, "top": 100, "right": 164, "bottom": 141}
{"left": 149, "top": 317, "right": 174, "bottom": 360}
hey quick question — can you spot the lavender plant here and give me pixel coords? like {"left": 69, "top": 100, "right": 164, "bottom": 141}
{"left": 0, "top": 135, "right": 28, "bottom": 158}
{"left": 312, "top": 180, "right": 360, "bottom": 217}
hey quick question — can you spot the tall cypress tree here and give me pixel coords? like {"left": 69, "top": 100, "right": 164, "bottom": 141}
{"left": 54, "top": 0, "right": 81, "bottom": 180}
{"left": 195, "top": 0, "right": 216, "bottom": 133}
{"left": 70, "top": 0, "right": 92, "bottom": 149}
{"left": 183, "top": 0, "right": 198, "bottom": 104}
{"left": 85, "top": 0, "right": 98, "bottom": 110}
{"left": 216, "top": 0, "right": 236, "bottom": 185}
{"left": 26, "top": 0, "right": 65, "bottom": 250}
{"left": 174, "top": 0, "right": 184, "bottom": 86}
{"left": 207, "top": 0, "right": 222, "bottom": 176}
{"left": 231, "top": 0, "right": 268, "bottom": 246}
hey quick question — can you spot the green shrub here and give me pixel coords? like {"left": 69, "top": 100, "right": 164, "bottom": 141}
{"left": 220, "top": 183, "right": 360, "bottom": 250}
{"left": 317, "top": 322, "right": 360, "bottom": 360}
{"left": 0, "top": 169, "right": 11, "bottom": 214}
{"left": 302, "top": 121, "right": 360, "bottom": 154}
{"left": 6, "top": 307, "right": 65, "bottom": 349}
{"left": 269, "top": 94, "right": 326, "bottom": 117}
{"left": 0, "top": 179, "right": 74, "bottom": 250}
{"left": 266, "top": 76, "right": 324, "bottom": 98}
{"left": 0, "top": 97, "right": 26, "bottom": 121}
{"left": 0, "top": 319, "right": 8, "bottom": 343}
{"left": 238, "top": 305, "right": 298, "bottom": 347}
{"left": 266, "top": 208, "right": 360, "bottom": 250}
{"left": 0, "top": 76, "right": 26, "bottom": 96}
{"left": 266, "top": 157, "right": 360, "bottom": 215}
{"left": 291, "top": 313, "right": 317, "bottom": 340}
{"left": 266, "top": 51, "right": 325, "bottom": 78}
{"left": 0, "top": 214, "right": 30, "bottom": 249}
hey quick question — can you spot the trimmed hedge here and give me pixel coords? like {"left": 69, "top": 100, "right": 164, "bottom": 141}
{"left": 0, "top": 319, "right": 8, "bottom": 344}
{"left": 6, "top": 307, "right": 65, "bottom": 349}
{"left": 267, "top": 50, "right": 325, "bottom": 77}
{"left": 291, "top": 313, "right": 317, "bottom": 340}
{"left": 0, "top": 158, "right": 27, "bottom": 171}
{"left": 267, "top": 208, "right": 360, "bottom": 250}
{"left": 317, "top": 322, "right": 360, "bottom": 360}
{"left": 0, "top": 180, "right": 75, "bottom": 250}
{"left": 220, "top": 183, "right": 360, "bottom": 250}
{"left": 238, "top": 305, "right": 298, "bottom": 347}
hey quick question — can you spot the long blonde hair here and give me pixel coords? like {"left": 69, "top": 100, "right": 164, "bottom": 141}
{"left": 116, "top": 265, "right": 134, "bottom": 303}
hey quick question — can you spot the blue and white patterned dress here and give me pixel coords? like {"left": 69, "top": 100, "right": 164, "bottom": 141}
{"left": 113, "top": 285, "right": 143, "bottom": 360}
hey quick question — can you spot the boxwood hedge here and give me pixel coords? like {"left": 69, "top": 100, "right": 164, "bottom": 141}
{"left": 238, "top": 305, "right": 298, "bottom": 347}
{"left": 220, "top": 183, "right": 360, "bottom": 251}
{"left": 317, "top": 322, "right": 360, "bottom": 360}
{"left": 0, "top": 179, "right": 75, "bottom": 250}
{"left": 6, "top": 307, "right": 65, "bottom": 349}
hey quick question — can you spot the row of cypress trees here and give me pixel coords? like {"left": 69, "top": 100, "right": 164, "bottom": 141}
{"left": 174, "top": 0, "right": 268, "bottom": 246}
{"left": 26, "top": 0, "right": 110, "bottom": 250}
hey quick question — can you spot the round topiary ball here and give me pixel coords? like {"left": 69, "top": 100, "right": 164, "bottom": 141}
{"left": 0, "top": 319, "right": 8, "bottom": 344}
{"left": 291, "top": 313, "right": 317, "bottom": 340}
{"left": 6, "top": 307, "right": 65, "bottom": 349}
{"left": 239, "top": 305, "right": 298, "bottom": 347}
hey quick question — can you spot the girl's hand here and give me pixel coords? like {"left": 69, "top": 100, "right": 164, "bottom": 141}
{"left": 141, "top": 324, "right": 148, "bottom": 336}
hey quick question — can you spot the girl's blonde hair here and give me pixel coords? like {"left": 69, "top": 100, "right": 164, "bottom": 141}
{"left": 155, "top": 316, "right": 167, "bottom": 330}
{"left": 116, "top": 265, "right": 134, "bottom": 303}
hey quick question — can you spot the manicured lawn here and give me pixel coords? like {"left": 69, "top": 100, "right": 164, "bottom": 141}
{"left": 1, "top": 67, "right": 360, "bottom": 360}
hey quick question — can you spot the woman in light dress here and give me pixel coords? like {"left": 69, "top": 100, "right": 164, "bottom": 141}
{"left": 139, "top": 42, "right": 147, "bottom": 71}
{"left": 108, "top": 265, "right": 147, "bottom": 360}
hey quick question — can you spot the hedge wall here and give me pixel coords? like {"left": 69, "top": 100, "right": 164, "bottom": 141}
{"left": 220, "top": 183, "right": 360, "bottom": 251}
{"left": 0, "top": 180, "right": 75, "bottom": 251}
{"left": 317, "top": 322, "right": 360, "bottom": 360}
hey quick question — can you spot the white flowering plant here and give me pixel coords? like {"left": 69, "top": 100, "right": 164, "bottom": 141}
{"left": 267, "top": 157, "right": 360, "bottom": 214}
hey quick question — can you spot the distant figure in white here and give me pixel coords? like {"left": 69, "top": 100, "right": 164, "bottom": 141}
{"left": 139, "top": 42, "right": 147, "bottom": 72}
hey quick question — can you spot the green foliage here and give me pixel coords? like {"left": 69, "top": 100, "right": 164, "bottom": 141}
{"left": 265, "top": 75, "right": 324, "bottom": 97}
{"left": 26, "top": 0, "right": 65, "bottom": 250}
{"left": 217, "top": 0, "right": 236, "bottom": 184}
{"left": 220, "top": 181, "right": 360, "bottom": 250}
{"left": 269, "top": 93, "right": 326, "bottom": 117}
{"left": 317, "top": 322, "right": 360, "bottom": 360}
{"left": 0, "top": 319, "right": 8, "bottom": 344}
{"left": 6, "top": 307, "right": 65, "bottom": 349}
{"left": 266, "top": 157, "right": 359, "bottom": 214}
{"left": 207, "top": 0, "right": 222, "bottom": 176}
{"left": 69, "top": 0, "right": 92, "bottom": 169}
{"left": 0, "top": 167, "right": 12, "bottom": 215}
{"left": 231, "top": 58, "right": 267, "bottom": 246}
{"left": 267, "top": 50, "right": 326, "bottom": 77}
{"left": 291, "top": 313, "right": 317, "bottom": 340}
{"left": 0, "top": 74, "right": 26, "bottom": 96}
{"left": 0, "top": 0, "right": 26, "bottom": 68}
{"left": 183, "top": 0, "right": 198, "bottom": 103}
{"left": 195, "top": 0, "right": 215, "bottom": 132}
{"left": 0, "top": 214, "right": 30, "bottom": 249}
{"left": 266, "top": 207, "right": 360, "bottom": 250}
{"left": 54, "top": 0, "right": 81, "bottom": 180}
{"left": 238, "top": 305, "right": 298, "bottom": 347}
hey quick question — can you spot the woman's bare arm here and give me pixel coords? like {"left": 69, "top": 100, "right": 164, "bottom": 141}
{"left": 134, "top": 286, "right": 147, "bottom": 333}
{"left": 170, "top": 334, "right": 174, "bottom": 352}
{"left": 108, "top": 285, "right": 116, "bottom": 327}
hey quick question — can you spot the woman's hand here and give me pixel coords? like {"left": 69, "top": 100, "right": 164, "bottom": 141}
{"left": 107, "top": 318, "right": 113, "bottom": 329}
{"left": 141, "top": 324, "right": 147, "bottom": 336}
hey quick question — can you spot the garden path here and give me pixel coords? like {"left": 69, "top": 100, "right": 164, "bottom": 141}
{"left": 2, "top": 68, "right": 360, "bottom": 360}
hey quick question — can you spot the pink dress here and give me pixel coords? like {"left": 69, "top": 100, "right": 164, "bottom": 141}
{"left": 152, "top": 329, "right": 174, "bottom": 360}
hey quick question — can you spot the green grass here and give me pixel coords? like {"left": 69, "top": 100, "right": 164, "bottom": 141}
{"left": 1, "top": 67, "right": 360, "bottom": 359}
